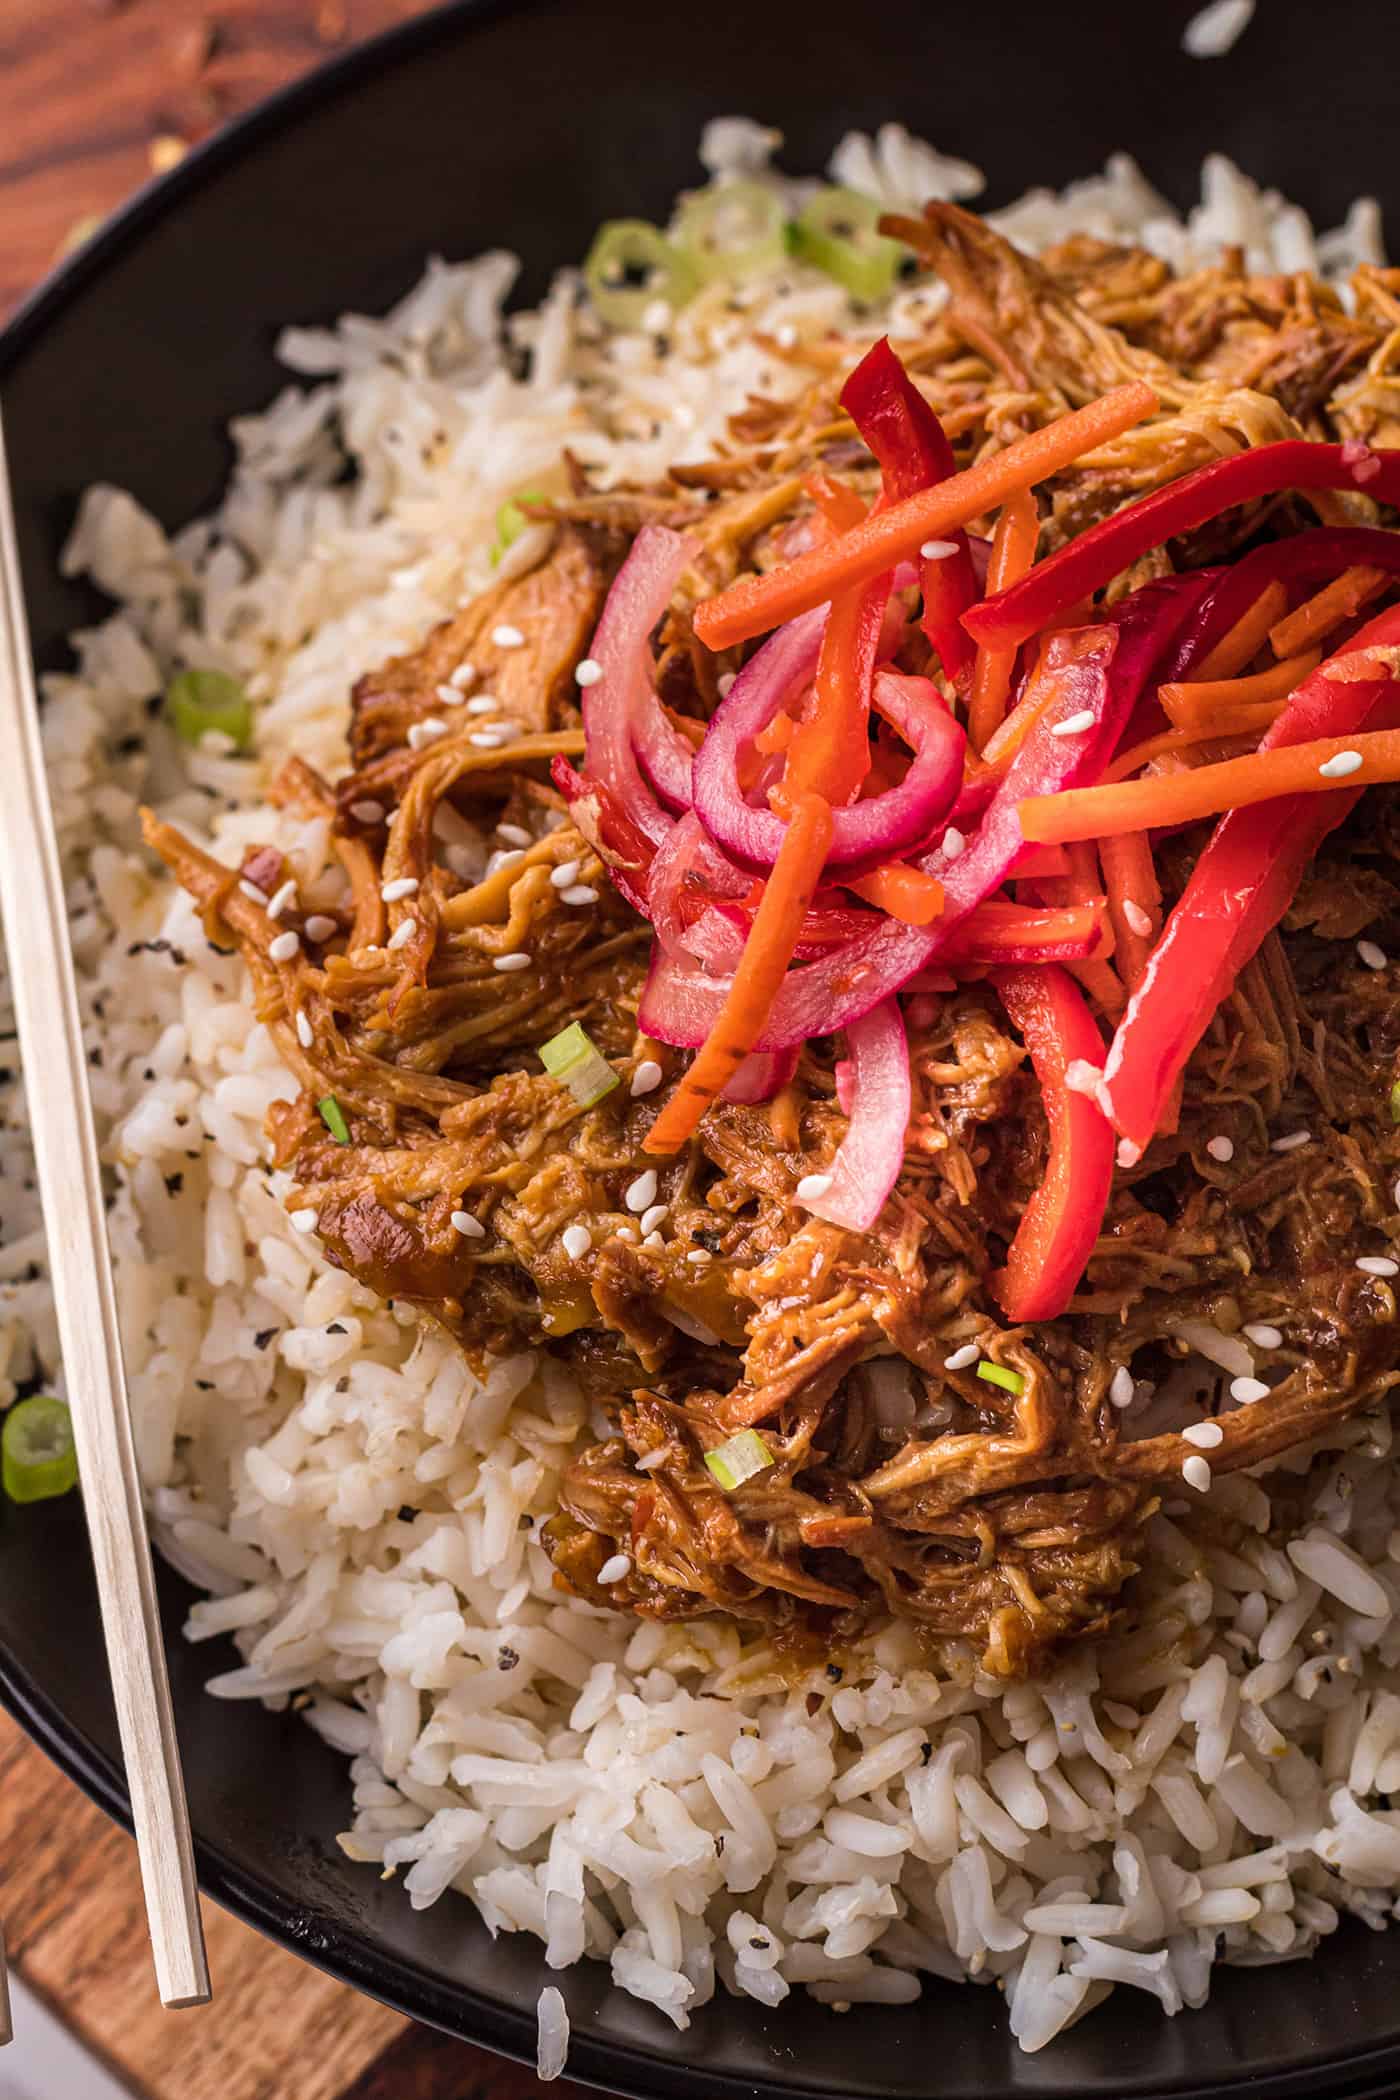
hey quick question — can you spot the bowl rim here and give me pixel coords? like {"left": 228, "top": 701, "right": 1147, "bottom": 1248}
{"left": 5, "top": 7, "right": 1400, "bottom": 2094}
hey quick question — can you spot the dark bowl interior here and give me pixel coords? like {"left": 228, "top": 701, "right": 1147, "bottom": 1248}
{"left": 3, "top": 2, "right": 1400, "bottom": 2093}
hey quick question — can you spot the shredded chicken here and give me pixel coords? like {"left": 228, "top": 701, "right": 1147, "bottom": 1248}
{"left": 145, "top": 203, "right": 1400, "bottom": 1679}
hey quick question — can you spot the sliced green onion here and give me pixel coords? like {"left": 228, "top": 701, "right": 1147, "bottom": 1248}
{"left": 704, "top": 1429, "right": 775, "bottom": 1491}
{"left": 3, "top": 1396, "right": 78, "bottom": 1504}
{"left": 1390, "top": 1077, "right": 1400, "bottom": 1124}
{"left": 976, "top": 1361, "right": 1026, "bottom": 1397}
{"left": 318, "top": 1095, "right": 350, "bottom": 1145}
{"left": 673, "top": 180, "right": 790, "bottom": 285}
{"left": 164, "top": 668, "right": 252, "bottom": 753}
{"left": 539, "top": 1022, "right": 620, "bottom": 1108}
{"left": 584, "top": 219, "right": 699, "bottom": 331}
{"left": 491, "top": 487, "right": 547, "bottom": 567}
{"left": 790, "top": 186, "right": 902, "bottom": 303}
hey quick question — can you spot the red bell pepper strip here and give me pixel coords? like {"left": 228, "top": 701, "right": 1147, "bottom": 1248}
{"left": 840, "top": 337, "right": 980, "bottom": 690}
{"left": 1158, "top": 529, "right": 1400, "bottom": 686}
{"left": 990, "top": 964, "right": 1115, "bottom": 1323}
{"left": 967, "top": 449, "right": 1400, "bottom": 653}
{"left": 1102, "top": 602, "right": 1400, "bottom": 1151}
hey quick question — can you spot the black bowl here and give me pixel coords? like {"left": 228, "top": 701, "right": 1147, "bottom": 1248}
{"left": 3, "top": 2, "right": 1400, "bottom": 2093}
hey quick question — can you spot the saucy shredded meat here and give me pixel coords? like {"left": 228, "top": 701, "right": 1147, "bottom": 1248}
{"left": 144, "top": 204, "right": 1400, "bottom": 1679}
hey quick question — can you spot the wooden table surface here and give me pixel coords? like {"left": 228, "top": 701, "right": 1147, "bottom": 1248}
{"left": 0, "top": 4, "right": 592, "bottom": 2094}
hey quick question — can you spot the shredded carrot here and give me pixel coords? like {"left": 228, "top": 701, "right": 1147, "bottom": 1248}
{"left": 1099, "top": 830, "right": 1161, "bottom": 990}
{"left": 967, "top": 488, "right": 1040, "bottom": 752}
{"left": 1061, "top": 840, "right": 1124, "bottom": 1014}
{"left": 1019, "top": 724, "right": 1400, "bottom": 844}
{"left": 1270, "top": 565, "right": 1387, "bottom": 660}
{"left": 644, "top": 793, "right": 833, "bottom": 1154}
{"left": 782, "top": 576, "right": 884, "bottom": 802}
{"left": 1193, "top": 580, "right": 1289, "bottom": 681}
{"left": 803, "top": 470, "right": 868, "bottom": 535}
{"left": 1105, "top": 723, "right": 1262, "bottom": 782}
{"left": 753, "top": 711, "right": 795, "bottom": 755}
{"left": 692, "top": 382, "right": 1160, "bottom": 650}
{"left": 1159, "top": 649, "right": 1322, "bottom": 731}
{"left": 846, "top": 864, "right": 946, "bottom": 925}
{"left": 980, "top": 627, "right": 1112, "bottom": 774}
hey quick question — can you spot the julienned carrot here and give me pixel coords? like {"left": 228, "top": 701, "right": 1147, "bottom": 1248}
{"left": 847, "top": 864, "right": 946, "bottom": 925}
{"left": 1269, "top": 564, "right": 1386, "bottom": 659}
{"left": 804, "top": 471, "right": 868, "bottom": 535}
{"left": 1019, "top": 722, "right": 1400, "bottom": 844}
{"left": 1099, "top": 830, "right": 1161, "bottom": 990}
{"left": 980, "top": 628, "right": 1113, "bottom": 774}
{"left": 753, "top": 711, "right": 795, "bottom": 755}
{"left": 1105, "top": 723, "right": 1264, "bottom": 781}
{"left": 1159, "top": 649, "right": 1322, "bottom": 731}
{"left": 644, "top": 793, "right": 833, "bottom": 1154}
{"left": 1194, "top": 580, "right": 1288, "bottom": 681}
{"left": 1060, "top": 839, "right": 1124, "bottom": 1014}
{"left": 783, "top": 572, "right": 887, "bottom": 801}
{"left": 692, "top": 382, "right": 1159, "bottom": 650}
{"left": 968, "top": 488, "right": 1040, "bottom": 751}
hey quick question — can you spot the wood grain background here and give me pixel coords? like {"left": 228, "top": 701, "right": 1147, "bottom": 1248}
{"left": 0, "top": 5, "right": 593, "bottom": 2092}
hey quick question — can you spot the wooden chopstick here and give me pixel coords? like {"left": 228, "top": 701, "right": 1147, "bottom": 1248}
{"left": 0, "top": 405, "right": 210, "bottom": 2010}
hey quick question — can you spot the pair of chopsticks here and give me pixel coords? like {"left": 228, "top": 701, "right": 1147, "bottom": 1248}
{"left": 0, "top": 405, "right": 209, "bottom": 2013}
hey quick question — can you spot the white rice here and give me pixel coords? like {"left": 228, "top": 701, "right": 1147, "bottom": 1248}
{"left": 1181, "top": 0, "right": 1255, "bottom": 60}
{"left": 2, "top": 121, "right": 1397, "bottom": 2073}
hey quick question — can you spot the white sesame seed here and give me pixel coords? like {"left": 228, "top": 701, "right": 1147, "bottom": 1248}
{"left": 1318, "top": 749, "right": 1363, "bottom": 779}
{"left": 597, "top": 1552, "right": 633, "bottom": 1584}
{"left": 561, "top": 1223, "right": 592, "bottom": 1259}
{"left": 238, "top": 879, "right": 267, "bottom": 904}
{"left": 435, "top": 682, "right": 465, "bottom": 708}
{"left": 574, "top": 659, "right": 603, "bottom": 688}
{"left": 1109, "top": 1366, "right": 1136, "bottom": 1408}
{"left": 466, "top": 694, "right": 500, "bottom": 716}
{"left": 486, "top": 850, "right": 524, "bottom": 878}
{"left": 920, "top": 539, "right": 958, "bottom": 559}
{"left": 1231, "top": 1376, "right": 1271, "bottom": 1404}
{"left": 942, "top": 826, "right": 966, "bottom": 859}
{"left": 640, "top": 1204, "right": 668, "bottom": 1235}
{"left": 1182, "top": 1456, "right": 1213, "bottom": 1492}
{"left": 615, "top": 1223, "right": 639, "bottom": 1242}
{"left": 265, "top": 878, "right": 298, "bottom": 919}
{"left": 387, "top": 918, "right": 417, "bottom": 951}
{"left": 381, "top": 876, "right": 419, "bottom": 902}
{"left": 775, "top": 323, "right": 799, "bottom": 349}
{"left": 1243, "top": 1323, "right": 1282, "bottom": 1349}
{"left": 561, "top": 884, "right": 599, "bottom": 906}
{"left": 551, "top": 861, "right": 582, "bottom": 889}
{"left": 469, "top": 729, "right": 507, "bottom": 749}
{"left": 1271, "top": 1130, "right": 1311, "bottom": 1153}
{"left": 1050, "top": 709, "right": 1096, "bottom": 738}
{"left": 642, "top": 1230, "right": 665, "bottom": 1250}
{"left": 1122, "top": 899, "right": 1153, "bottom": 938}
{"left": 304, "top": 914, "right": 338, "bottom": 943}
{"left": 451, "top": 1210, "right": 486, "bottom": 1240}
{"left": 625, "top": 1170, "right": 658, "bottom": 1213}
{"left": 1357, "top": 1255, "right": 1400, "bottom": 1277}
{"left": 1206, "top": 1135, "right": 1235, "bottom": 1163}
{"left": 1358, "top": 939, "right": 1388, "bottom": 970}
{"left": 199, "top": 728, "right": 237, "bottom": 757}
{"left": 795, "top": 1173, "right": 834, "bottom": 1204}
{"left": 294, "top": 1011, "right": 314, "bottom": 1048}
{"left": 1117, "top": 1139, "right": 1142, "bottom": 1168}
{"left": 407, "top": 718, "right": 450, "bottom": 749}
{"left": 289, "top": 1208, "right": 318, "bottom": 1234}
{"left": 631, "top": 1060, "right": 663, "bottom": 1097}
{"left": 268, "top": 931, "right": 300, "bottom": 963}
{"left": 1183, "top": 1420, "right": 1224, "bottom": 1449}
{"left": 493, "top": 952, "right": 531, "bottom": 972}
{"left": 449, "top": 662, "right": 476, "bottom": 689}
{"left": 349, "top": 799, "right": 385, "bottom": 824}
{"left": 491, "top": 624, "right": 526, "bottom": 649}
{"left": 716, "top": 672, "right": 737, "bottom": 698}
{"left": 686, "top": 1249, "right": 712, "bottom": 1265}
{"left": 491, "top": 828, "right": 530, "bottom": 857}
{"left": 944, "top": 1344, "right": 981, "bottom": 1371}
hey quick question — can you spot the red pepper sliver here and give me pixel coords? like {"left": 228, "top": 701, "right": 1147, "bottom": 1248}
{"left": 966, "top": 440, "right": 1400, "bottom": 653}
{"left": 990, "top": 964, "right": 1115, "bottom": 1323}
{"left": 840, "top": 337, "right": 981, "bottom": 690}
{"left": 1101, "top": 604, "right": 1400, "bottom": 1150}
